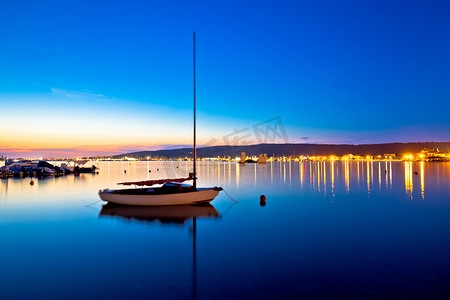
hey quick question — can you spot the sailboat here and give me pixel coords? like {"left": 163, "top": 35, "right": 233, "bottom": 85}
{"left": 98, "top": 33, "right": 222, "bottom": 206}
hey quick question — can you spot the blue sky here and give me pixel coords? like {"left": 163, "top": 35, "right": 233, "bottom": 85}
{"left": 0, "top": 0, "right": 449, "bottom": 157}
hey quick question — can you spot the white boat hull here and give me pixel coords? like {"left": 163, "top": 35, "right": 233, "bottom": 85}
{"left": 99, "top": 187, "right": 221, "bottom": 206}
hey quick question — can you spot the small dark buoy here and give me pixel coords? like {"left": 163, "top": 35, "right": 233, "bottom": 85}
{"left": 413, "top": 171, "right": 419, "bottom": 175}
{"left": 260, "top": 195, "right": 266, "bottom": 206}
{"left": 149, "top": 170, "right": 151, "bottom": 173}
{"left": 30, "top": 180, "right": 34, "bottom": 185}
{"left": 124, "top": 169, "right": 127, "bottom": 173}
{"left": 157, "top": 168, "right": 159, "bottom": 171}
{"left": 385, "top": 170, "right": 387, "bottom": 172}
{"left": 176, "top": 166, "right": 179, "bottom": 168}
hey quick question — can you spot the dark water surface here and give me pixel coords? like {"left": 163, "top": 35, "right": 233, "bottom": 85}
{"left": 1, "top": 161, "right": 450, "bottom": 299}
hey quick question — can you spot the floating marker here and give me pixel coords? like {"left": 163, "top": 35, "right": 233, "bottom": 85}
{"left": 260, "top": 195, "right": 266, "bottom": 206}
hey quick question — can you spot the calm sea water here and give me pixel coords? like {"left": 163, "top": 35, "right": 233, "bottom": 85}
{"left": 1, "top": 160, "right": 450, "bottom": 299}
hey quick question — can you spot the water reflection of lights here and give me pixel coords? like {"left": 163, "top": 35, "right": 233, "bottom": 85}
{"left": 378, "top": 162, "right": 381, "bottom": 189}
{"left": 300, "top": 161, "right": 304, "bottom": 188}
{"left": 289, "top": 161, "right": 292, "bottom": 184}
{"left": 270, "top": 160, "right": 273, "bottom": 183}
{"left": 218, "top": 161, "right": 220, "bottom": 183}
{"left": 344, "top": 161, "right": 350, "bottom": 192}
{"left": 385, "top": 161, "right": 388, "bottom": 189}
{"left": 420, "top": 161, "right": 424, "bottom": 200}
{"left": 317, "top": 162, "right": 321, "bottom": 192}
{"left": 236, "top": 163, "right": 240, "bottom": 187}
{"left": 405, "top": 161, "right": 413, "bottom": 199}
{"left": 366, "top": 160, "right": 370, "bottom": 195}
{"left": 357, "top": 161, "right": 360, "bottom": 187}
{"left": 389, "top": 161, "right": 392, "bottom": 187}
{"left": 228, "top": 162, "right": 231, "bottom": 184}
{"left": 254, "top": 163, "right": 257, "bottom": 186}
{"left": 331, "top": 160, "right": 335, "bottom": 196}
{"left": 280, "top": 161, "right": 283, "bottom": 182}
{"left": 371, "top": 161, "right": 373, "bottom": 184}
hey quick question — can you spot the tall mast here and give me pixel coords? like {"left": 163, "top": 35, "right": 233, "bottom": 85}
{"left": 193, "top": 32, "right": 197, "bottom": 190}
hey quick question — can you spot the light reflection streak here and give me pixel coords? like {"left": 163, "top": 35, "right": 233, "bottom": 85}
{"left": 316, "top": 162, "right": 321, "bottom": 192}
{"left": 300, "top": 161, "right": 304, "bottom": 188}
{"left": 218, "top": 161, "right": 221, "bottom": 183}
{"left": 366, "top": 160, "right": 370, "bottom": 195}
{"left": 389, "top": 161, "right": 392, "bottom": 188}
{"left": 385, "top": 161, "right": 388, "bottom": 189}
{"left": 331, "top": 160, "right": 335, "bottom": 196}
{"left": 357, "top": 161, "right": 360, "bottom": 187}
{"left": 236, "top": 163, "right": 240, "bottom": 187}
{"left": 420, "top": 161, "right": 424, "bottom": 200}
{"left": 405, "top": 161, "right": 413, "bottom": 199}
{"left": 289, "top": 161, "right": 292, "bottom": 183}
{"left": 270, "top": 160, "right": 273, "bottom": 183}
{"left": 280, "top": 161, "right": 282, "bottom": 181}
{"left": 378, "top": 162, "right": 381, "bottom": 189}
{"left": 254, "top": 163, "right": 257, "bottom": 186}
{"left": 344, "top": 161, "right": 350, "bottom": 193}
{"left": 371, "top": 161, "right": 373, "bottom": 185}
{"left": 323, "top": 161, "right": 326, "bottom": 195}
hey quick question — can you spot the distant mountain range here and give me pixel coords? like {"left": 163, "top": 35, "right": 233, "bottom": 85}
{"left": 112, "top": 142, "right": 450, "bottom": 159}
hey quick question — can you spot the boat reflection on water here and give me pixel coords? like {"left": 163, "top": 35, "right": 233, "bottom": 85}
{"left": 99, "top": 203, "right": 220, "bottom": 300}
{"left": 99, "top": 203, "right": 220, "bottom": 224}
